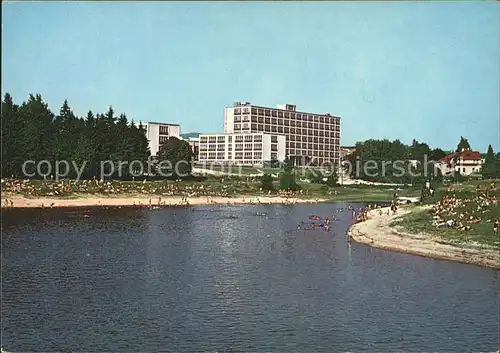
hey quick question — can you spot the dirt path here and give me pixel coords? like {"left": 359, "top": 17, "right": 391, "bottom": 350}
{"left": 349, "top": 207, "right": 500, "bottom": 269}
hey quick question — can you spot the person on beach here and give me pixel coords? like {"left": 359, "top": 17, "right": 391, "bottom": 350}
{"left": 494, "top": 220, "right": 499, "bottom": 235}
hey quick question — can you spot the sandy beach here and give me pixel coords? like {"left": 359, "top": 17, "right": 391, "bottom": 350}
{"left": 2, "top": 193, "right": 326, "bottom": 208}
{"left": 349, "top": 207, "right": 500, "bottom": 269}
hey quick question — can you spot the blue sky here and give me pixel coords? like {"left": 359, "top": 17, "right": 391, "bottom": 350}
{"left": 2, "top": 1, "right": 499, "bottom": 152}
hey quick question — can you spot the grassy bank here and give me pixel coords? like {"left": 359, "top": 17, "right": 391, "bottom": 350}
{"left": 391, "top": 180, "right": 500, "bottom": 248}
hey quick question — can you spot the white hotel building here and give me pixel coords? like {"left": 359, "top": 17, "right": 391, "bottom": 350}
{"left": 143, "top": 122, "right": 181, "bottom": 156}
{"left": 224, "top": 102, "right": 341, "bottom": 166}
{"left": 198, "top": 132, "right": 286, "bottom": 167}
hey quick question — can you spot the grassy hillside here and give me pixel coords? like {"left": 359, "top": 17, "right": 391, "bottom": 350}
{"left": 392, "top": 180, "right": 500, "bottom": 248}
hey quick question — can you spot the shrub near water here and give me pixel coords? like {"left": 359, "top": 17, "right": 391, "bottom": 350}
{"left": 260, "top": 174, "right": 275, "bottom": 192}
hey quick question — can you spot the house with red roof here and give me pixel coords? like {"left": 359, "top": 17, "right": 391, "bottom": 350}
{"left": 437, "top": 149, "right": 484, "bottom": 176}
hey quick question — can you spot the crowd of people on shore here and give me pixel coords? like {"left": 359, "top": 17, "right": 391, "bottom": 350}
{"left": 1, "top": 179, "right": 234, "bottom": 198}
{"left": 352, "top": 203, "right": 397, "bottom": 224}
{"left": 430, "top": 183, "right": 498, "bottom": 234}
{"left": 1, "top": 178, "right": 310, "bottom": 201}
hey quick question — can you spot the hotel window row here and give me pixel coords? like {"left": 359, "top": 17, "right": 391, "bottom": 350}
{"left": 225, "top": 103, "right": 341, "bottom": 166}
{"left": 197, "top": 133, "right": 285, "bottom": 167}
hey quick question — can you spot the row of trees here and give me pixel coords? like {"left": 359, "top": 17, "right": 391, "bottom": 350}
{"left": 2, "top": 92, "right": 497, "bottom": 183}
{"left": 346, "top": 136, "right": 500, "bottom": 184}
{"left": 2, "top": 93, "right": 151, "bottom": 179}
{"left": 345, "top": 138, "right": 445, "bottom": 184}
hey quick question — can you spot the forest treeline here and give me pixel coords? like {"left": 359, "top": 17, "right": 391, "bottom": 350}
{"left": 1, "top": 93, "right": 150, "bottom": 179}
{"left": 346, "top": 136, "right": 500, "bottom": 184}
{"left": 1, "top": 93, "right": 498, "bottom": 183}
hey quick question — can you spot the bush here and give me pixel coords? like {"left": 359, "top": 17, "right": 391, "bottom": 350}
{"left": 325, "top": 169, "right": 339, "bottom": 187}
{"left": 279, "top": 171, "right": 300, "bottom": 191}
{"left": 260, "top": 174, "right": 274, "bottom": 191}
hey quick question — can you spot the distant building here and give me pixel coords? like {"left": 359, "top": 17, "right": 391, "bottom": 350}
{"left": 340, "top": 146, "right": 356, "bottom": 160}
{"left": 179, "top": 136, "right": 200, "bottom": 161}
{"left": 438, "top": 149, "right": 484, "bottom": 176}
{"left": 143, "top": 122, "right": 181, "bottom": 156}
{"left": 187, "top": 137, "right": 199, "bottom": 161}
{"left": 223, "top": 102, "right": 340, "bottom": 166}
{"left": 198, "top": 132, "right": 286, "bottom": 167}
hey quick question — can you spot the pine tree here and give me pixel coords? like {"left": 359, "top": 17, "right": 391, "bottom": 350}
{"left": 17, "top": 94, "right": 55, "bottom": 178}
{"left": 456, "top": 136, "right": 471, "bottom": 152}
{"left": 261, "top": 174, "right": 275, "bottom": 191}
{"left": 482, "top": 145, "right": 497, "bottom": 179}
{"left": 54, "top": 99, "right": 79, "bottom": 163}
{"left": 1, "top": 93, "right": 21, "bottom": 177}
{"left": 326, "top": 167, "right": 339, "bottom": 187}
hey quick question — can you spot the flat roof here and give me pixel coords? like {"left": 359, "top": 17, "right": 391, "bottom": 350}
{"left": 228, "top": 103, "right": 341, "bottom": 119}
{"left": 145, "top": 121, "right": 180, "bottom": 126}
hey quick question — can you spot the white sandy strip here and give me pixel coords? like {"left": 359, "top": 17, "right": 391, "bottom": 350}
{"left": 2, "top": 194, "right": 326, "bottom": 208}
{"left": 349, "top": 207, "right": 500, "bottom": 270}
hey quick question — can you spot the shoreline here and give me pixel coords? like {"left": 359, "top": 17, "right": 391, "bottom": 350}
{"left": 349, "top": 207, "right": 500, "bottom": 270}
{"left": 1, "top": 194, "right": 328, "bottom": 209}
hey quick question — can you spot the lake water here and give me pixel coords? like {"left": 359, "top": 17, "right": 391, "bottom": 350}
{"left": 2, "top": 203, "right": 499, "bottom": 352}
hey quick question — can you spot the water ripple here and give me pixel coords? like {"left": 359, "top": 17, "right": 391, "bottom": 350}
{"left": 2, "top": 204, "right": 499, "bottom": 352}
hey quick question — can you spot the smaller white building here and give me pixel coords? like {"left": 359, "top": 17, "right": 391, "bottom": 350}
{"left": 187, "top": 137, "right": 199, "bottom": 161}
{"left": 143, "top": 122, "right": 181, "bottom": 156}
{"left": 198, "top": 132, "right": 286, "bottom": 167}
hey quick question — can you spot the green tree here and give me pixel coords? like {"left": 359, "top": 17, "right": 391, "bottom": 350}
{"left": 54, "top": 99, "right": 79, "bottom": 163}
{"left": 278, "top": 156, "right": 300, "bottom": 190}
{"left": 282, "top": 157, "right": 294, "bottom": 173}
{"left": 1, "top": 93, "right": 154, "bottom": 180}
{"left": 156, "top": 137, "right": 193, "bottom": 178}
{"left": 134, "top": 122, "right": 151, "bottom": 165}
{"left": 326, "top": 168, "right": 339, "bottom": 187}
{"left": 482, "top": 145, "right": 497, "bottom": 179}
{"left": 279, "top": 171, "right": 300, "bottom": 191}
{"left": 410, "top": 139, "right": 431, "bottom": 163}
{"left": 456, "top": 136, "right": 471, "bottom": 152}
{"left": 1, "top": 93, "right": 21, "bottom": 177}
{"left": 16, "top": 94, "right": 55, "bottom": 178}
{"left": 496, "top": 153, "right": 500, "bottom": 177}
{"left": 260, "top": 174, "right": 275, "bottom": 191}
{"left": 429, "top": 148, "right": 447, "bottom": 162}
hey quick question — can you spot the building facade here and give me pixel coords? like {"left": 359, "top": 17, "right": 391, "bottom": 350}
{"left": 144, "top": 122, "right": 181, "bottom": 156}
{"left": 198, "top": 132, "right": 286, "bottom": 167}
{"left": 224, "top": 102, "right": 340, "bottom": 166}
{"left": 438, "top": 150, "right": 484, "bottom": 176}
{"left": 187, "top": 137, "right": 199, "bottom": 161}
